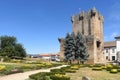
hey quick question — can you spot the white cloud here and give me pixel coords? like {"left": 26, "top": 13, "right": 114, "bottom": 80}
{"left": 104, "top": 32, "right": 119, "bottom": 41}
{"left": 111, "top": 32, "right": 118, "bottom": 38}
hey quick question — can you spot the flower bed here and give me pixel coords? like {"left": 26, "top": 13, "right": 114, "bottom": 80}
{"left": 65, "top": 69, "right": 76, "bottom": 73}
{"left": 29, "top": 68, "right": 69, "bottom": 80}
{"left": 110, "top": 69, "right": 118, "bottom": 73}
{"left": 0, "top": 65, "right": 6, "bottom": 71}
{"left": 70, "top": 65, "right": 79, "bottom": 70}
{"left": 92, "top": 67, "right": 102, "bottom": 71}
{"left": 50, "top": 74, "right": 70, "bottom": 80}
{"left": 0, "top": 62, "right": 62, "bottom": 76}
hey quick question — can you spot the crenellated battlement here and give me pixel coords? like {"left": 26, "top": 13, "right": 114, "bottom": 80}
{"left": 71, "top": 8, "right": 104, "bottom": 24}
{"left": 59, "top": 8, "right": 105, "bottom": 64}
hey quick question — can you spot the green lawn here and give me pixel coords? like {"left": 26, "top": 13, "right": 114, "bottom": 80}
{"left": 67, "top": 67, "right": 120, "bottom": 80}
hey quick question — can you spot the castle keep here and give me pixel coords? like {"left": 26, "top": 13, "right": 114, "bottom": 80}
{"left": 59, "top": 8, "right": 105, "bottom": 63}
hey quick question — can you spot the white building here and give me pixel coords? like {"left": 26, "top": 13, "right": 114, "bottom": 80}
{"left": 115, "top": 36, "right": 120, "bottom": 52}
{"left": 104, "top": 36, "right": 120, "bottom": 62}
{"left": 115, "top": 36, "right": 120, "bottom": 60}
{"left": 104, "top": 41, "right": 116, "bottom": 61}
{"left": 39, "top": 54, "right": 60, "bottom": 61}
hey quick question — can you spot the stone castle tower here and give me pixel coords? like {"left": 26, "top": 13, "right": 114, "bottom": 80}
{"left": 59, "top": 8, "right": 105, "bottom": 64}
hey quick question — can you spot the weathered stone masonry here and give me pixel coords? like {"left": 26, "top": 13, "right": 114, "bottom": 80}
{"left": 59, "top": 8, "right": 105, "bottom": 64}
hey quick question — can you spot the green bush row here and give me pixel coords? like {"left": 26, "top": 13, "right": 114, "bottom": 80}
{"left": 50, "top": 69, "right": 65, "bottom": 74}
{"left": 91, "top": 64, "right": 120, "bottom": 74}
{"left": 29, "top": 71, "right": 69, "bottom": 80}
{"left": 0, "top": 63, "right": 62, "bottom": 76}
{"left": 92, "top": 67, "right": 102, "bottom": 71}
{"left": 29, "top": 65, "right": 82, "bottom": 80}
{"left": 50, "top": 74, "right": 70, "bottom": 80}
{"left": 65, "top": 69, "right": 76, "bottom": 73}
{"left": 29, "top": 66, "right": 73, "bottom": 80}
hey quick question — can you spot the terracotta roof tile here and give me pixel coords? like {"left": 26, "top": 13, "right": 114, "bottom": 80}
{"left": 39, "top": 54, "right": 60, "bottom": 57}
{"left": 104, "top": 41, "right": 116, "bottom": 48}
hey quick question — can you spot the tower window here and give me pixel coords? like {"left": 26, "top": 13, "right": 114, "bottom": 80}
{"left": 96, "top": 41, "right": 101, "bottom": 48}
{"left": 79, "top": 16, "right": 83, "bottom": 20}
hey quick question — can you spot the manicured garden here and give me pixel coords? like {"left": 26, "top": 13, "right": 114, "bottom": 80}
{"left": 28, "top": 63, "right": 120, "bottom": 80}
{"left": 0, "top": 58, "right": 62, "bottom": 76}
{"left": 68, "top": 64, "right": 120, "bottom": 80}
{"left": 1, "top": 59, "right": 120, "bottom": 80}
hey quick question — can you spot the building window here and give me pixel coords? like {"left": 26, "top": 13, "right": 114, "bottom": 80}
{"left": 112, "top": 56, "right": 115, "bottom": 61}
{"left": 112, "top": 49, "right": 115, "bottom": 53}
{"left": 106, "top": 49, "right": 108, "bottom": 53}
{"left": 106, "top": 56, "right": 108, "bottom": 60}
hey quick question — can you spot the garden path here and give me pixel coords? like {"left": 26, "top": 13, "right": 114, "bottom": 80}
{"left": 0, "top": 65, "right": 68, "bottom": 80}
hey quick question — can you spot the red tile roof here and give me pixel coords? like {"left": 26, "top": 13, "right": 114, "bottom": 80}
{"left": 104, "top": 41, "right": 116, "bottom": 48}
{"left": 39, "top": 54, "right": 60, "bottom": 57}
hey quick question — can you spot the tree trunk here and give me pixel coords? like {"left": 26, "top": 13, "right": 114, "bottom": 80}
{"left": 69, "top": 60, "right": 72, "bottom": 64}
{"left": 81, "top": 61, "right": 84, "bottom": 64}
{"left": 77, "top": 60, "right": 80, "bottom": 64}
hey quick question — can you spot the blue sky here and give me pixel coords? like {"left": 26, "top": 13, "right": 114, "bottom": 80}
{"left": 0, "top": 0, "right": 120, "bottom": 54}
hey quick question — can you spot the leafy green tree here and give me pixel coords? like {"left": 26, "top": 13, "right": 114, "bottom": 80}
{"left": 14, "top": 43, "right": 26, "bottom": 57}
{"left": 2, "top": 46, "right": 16, "bottom": 57}
{"left": 0, "top": 36, "right": 16, "bottom": 49}
{"left": 64, "top": 32, "right": 89, "bottom": 64}
{"left": 0, "top": 36, "right": 26, "bottom": 58}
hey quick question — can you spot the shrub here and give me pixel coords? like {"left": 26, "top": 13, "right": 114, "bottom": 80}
{"left": 3, "top": 57, "right": 11, "bottom": 62}
{"left": 0, "top": 65, "right": 6, "bottom": 71}
{"left": 20, "top": 64, "right": 35, "bottom": 69}
{"left": 61, "top": 66, "right": 71, "bottom": 71}
{"left": 89, "top": 65, "right": 94, "bottom": 68}
{"left": 52, "top": 63, "right": 62, "bottom": 67}
{"left": 50, "top": 74, "right": 70, "bottom": 80}
{"left": 70, "top": 65, "right": 79, "bottom": 70}
{"left": 92, "top": 67, "right": 102, "bottom": 71}
{"left": 110, "top": 69, "right": 118, "bottom": 73}
{"left": 79, "top": 65, "right": 84, "bottom": 67}
{"left": 65, "top": 69, "right": 76, "bottom": 73}
{"left": 112, "top": 65, "right": 119, "bottom": 69}
{"left": 106, "top": 64, "right": 113, "bottom": 71}
{"left": 44, "top": 63, "right": 53, "bottom": 68}
{"left": 79, "top": 64, "right": 87, "bottom": 67}
{"left": 117, "top": 69, "right": 120, "bottom": 72}
{"left": 50, "top": 69, "right": 65, "bottom": 75}
{"left": 4, "top": 68, "right": 23, "bottom": 75}
{"left": 101, "top": 66, "right": 106, "bottom": 69}
{"left": 36, "top": 64, "right": 45, "bottom": 69}
{"left": 93, "top": 64, "right": 104, "bottom": 67}
{"left": 29, "top": 72, "right": 51, "bottom": 80}
{"left": 82, "top": 64, "right": 91, "bottom": 67}
{"left": 105, "top": 64, "right": 119, "bottom": 71}
{"left": 11, "top": 59, "right": 22, "bottom": 63}
{"left": 45, "top": 76, "right": 52, "bottom": 80}
{"left": 29, "top": 71, "right": 66, "bottom": 80}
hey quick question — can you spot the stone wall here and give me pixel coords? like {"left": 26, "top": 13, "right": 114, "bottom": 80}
{"left": 59, "top": 8, "right": 105, "bottom": 64}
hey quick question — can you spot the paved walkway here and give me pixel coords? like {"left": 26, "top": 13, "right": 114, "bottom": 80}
{"left": 0, "top": 65, "right": 68, "bottom": 80}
